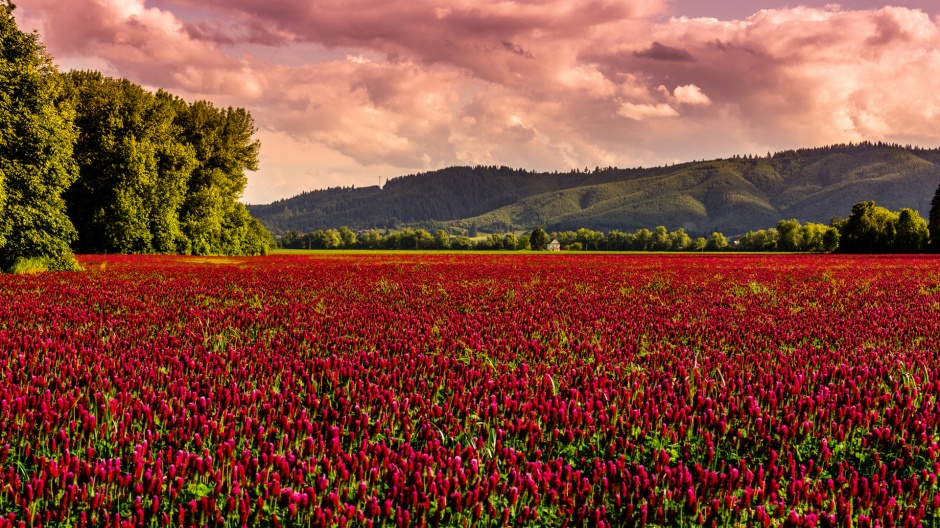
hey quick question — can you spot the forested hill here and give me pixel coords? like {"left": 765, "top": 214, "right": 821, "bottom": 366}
{"left": 249, "top": 143, "right": 940, "bottom": 236}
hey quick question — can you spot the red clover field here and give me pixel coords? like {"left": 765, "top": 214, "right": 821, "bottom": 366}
{"left": 3, "top": 253, "right": 940, "bottom": 527}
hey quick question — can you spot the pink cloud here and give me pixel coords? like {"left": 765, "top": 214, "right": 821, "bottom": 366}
{"left": 12, "top": 0, "right": 940, "bottom": 202}
{"left": 672, "top": 84, "right": 712, "bottom": 105}
{"left": 618, "top": 102, "right": 680, "bottom": 120}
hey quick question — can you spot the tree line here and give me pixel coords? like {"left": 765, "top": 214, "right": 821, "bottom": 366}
{"left": 280, "top": 225, "right": 736, "bottom": 252}
{"left": 0, "top": 4, "right": 273, "bottom": 272}
{"left": 739, "top": 202, "right": 933, "bottom": 253}
{"left": 279, "top": 199, "right": 940, "bottom": 253}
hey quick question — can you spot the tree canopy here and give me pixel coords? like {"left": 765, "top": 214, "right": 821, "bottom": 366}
{"left": 63, "top": 72, "right": 273, "bottom": 256}
{"left": 0, "top": 1, "right": 79, "bottom": 271}
{"left": 833, "top": 201, "right": 929, "bottom": 253}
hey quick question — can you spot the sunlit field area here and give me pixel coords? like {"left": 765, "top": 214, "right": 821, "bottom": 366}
{"left": 2, "top": 254, "right": 940, "bottom": 527}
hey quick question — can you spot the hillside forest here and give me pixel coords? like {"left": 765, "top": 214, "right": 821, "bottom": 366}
{"left": 250, "top": 143, "right": 940, "bottom": 239}
{"left": 0, "top": 3, "right": 273, "bottom": 272}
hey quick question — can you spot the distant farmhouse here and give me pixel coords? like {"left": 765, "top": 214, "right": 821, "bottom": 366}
{"left": 548, "top": 239, "right": 561, "bottom": 251}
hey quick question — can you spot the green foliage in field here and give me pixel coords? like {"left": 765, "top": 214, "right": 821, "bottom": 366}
{"left": 6, "top": 256, "right": 49, "bottom": 274}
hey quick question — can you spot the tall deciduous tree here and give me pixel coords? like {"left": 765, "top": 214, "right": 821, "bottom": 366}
{"left": 776, "top": 219, "right": 804, "bottom": 251}
{"left": 706, "top": 231, "right": 728, "bottom": 251}
{"left": 64, "top": 74, "right": 273, "bottom": 256}
{"left": 650, "top": 226, "right": 671, "bottom": 251}
{"left": 177, "top": 101, "right": 269, "bottom": 255}
{"left": 0, "top": 2, "right": 79, "bottom": 271}
{"left": 64, "top": 71, "right": 197, "bottom": 253}
{"left": 835, "top": 201, "right": 893, "bottom": 252}
{"left": 895, "top": 208, "right": 929, "bottom": 252}
{"left": 669, "top": 228, "right": 691, "bottom": 250}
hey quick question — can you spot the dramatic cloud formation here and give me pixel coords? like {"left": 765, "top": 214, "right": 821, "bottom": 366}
{"left": 14, "top": 0, "right": 940, "bottom": 203}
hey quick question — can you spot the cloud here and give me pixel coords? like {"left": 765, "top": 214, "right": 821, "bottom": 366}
{"left": 672, "top": 84, "right": 712, "bottom": 105}
{"left": 15, "top": 0, "right": 262, "bottom": 97}
{"left": 11, "top": 0, "right": 940, "bottom": 202}
{"left": 618, "top": 102, "right": 679, "bottom": 120}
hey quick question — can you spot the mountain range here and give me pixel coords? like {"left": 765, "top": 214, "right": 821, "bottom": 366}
{"left": 248, "top": 143, "right": 940, "bottom": 237}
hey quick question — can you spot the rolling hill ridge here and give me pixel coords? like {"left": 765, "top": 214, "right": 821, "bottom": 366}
{"left": 248, "top": 143, "right": 940, "bottom": 236}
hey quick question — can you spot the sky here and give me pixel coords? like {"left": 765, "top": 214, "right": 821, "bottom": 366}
{"left": 13, "top": 0, "right": 940, "bottom": 204}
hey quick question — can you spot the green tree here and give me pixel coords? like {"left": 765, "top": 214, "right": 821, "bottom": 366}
{"left": 433, "top": 229, "right": 450, "bottom": 249}
{"left": 607, "top": 230, "right": 627, "bottom": 250}
{"left": 630, "top": 228, "right": 652, "bottom": 251}
{"left": 835, "top": 201, "right": 898, "bottom": 253}
{"left": 530, "top": 226, "right": 549, "bottom": 250}
{"left": 575, "top": 227, "right": 604, "bottom": 250}
{"left": 930, "top": 181, "right": 940, "bottom": 251}
{"left": 481, "top": 233, "right": 502, "bottom": 250}
{"left": 64, "top": 71, "right": 196, "bottom": 253}
{"left": 218, "top": 200, "right": 274, "bottom": 255}
{"left": 357, "top": 230, "right": 383, "bottom": 249}
{"left": 833, "top": 201, "right": 930, "bottom": 253}
{"left": 801, "top": 222, "right": 828, "bottom": 252}
{"left": 337, "top": 226, "right": 357, "bottom": 248}
{"left": 450, "top": 235, "right": 472, "bottom": 250}
{"left": 0, "top": 2, "right": 80, "bottom": 271}
{"left": 895, "top": 208, "right": 929, "bottom": 252}
{"left": 414, "top": 228, "right": 434, "bottom": 249}
{"left": 668, "top": 228, "right": 691, "bottom": 251}
{"left": 776, "top": 219, "right": 804, "bottom": 251}
{"left": 62, "top": 71, "right": 272, "bottom": 256}
{"left": 240, "top": 215, "right": 276, "bottom": 254}
{"left": 553, "top": 230, "right": 577, "bottom": 247}
{"left": 650, "top": 226, "right": 672, "bottom": 251}
{"left": 737, "top": 228, "right": 778, "bottom": 251}
{"left": 394, "top": 228, "right": 416, "bottom": 249}
{"left": 706, "top": 232, "right": 728, "bottom": 251}
{"left": 177, "top": 101, "right": 264, "bottom": 255}
{"left": 821, "top": 227, "right": 840, "bottom": 253}
{"left": 310, "top": 229, "right": 340, "bottom": 249}
{"left": 280, "top": 229, "right": 303, "bottom": 249}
